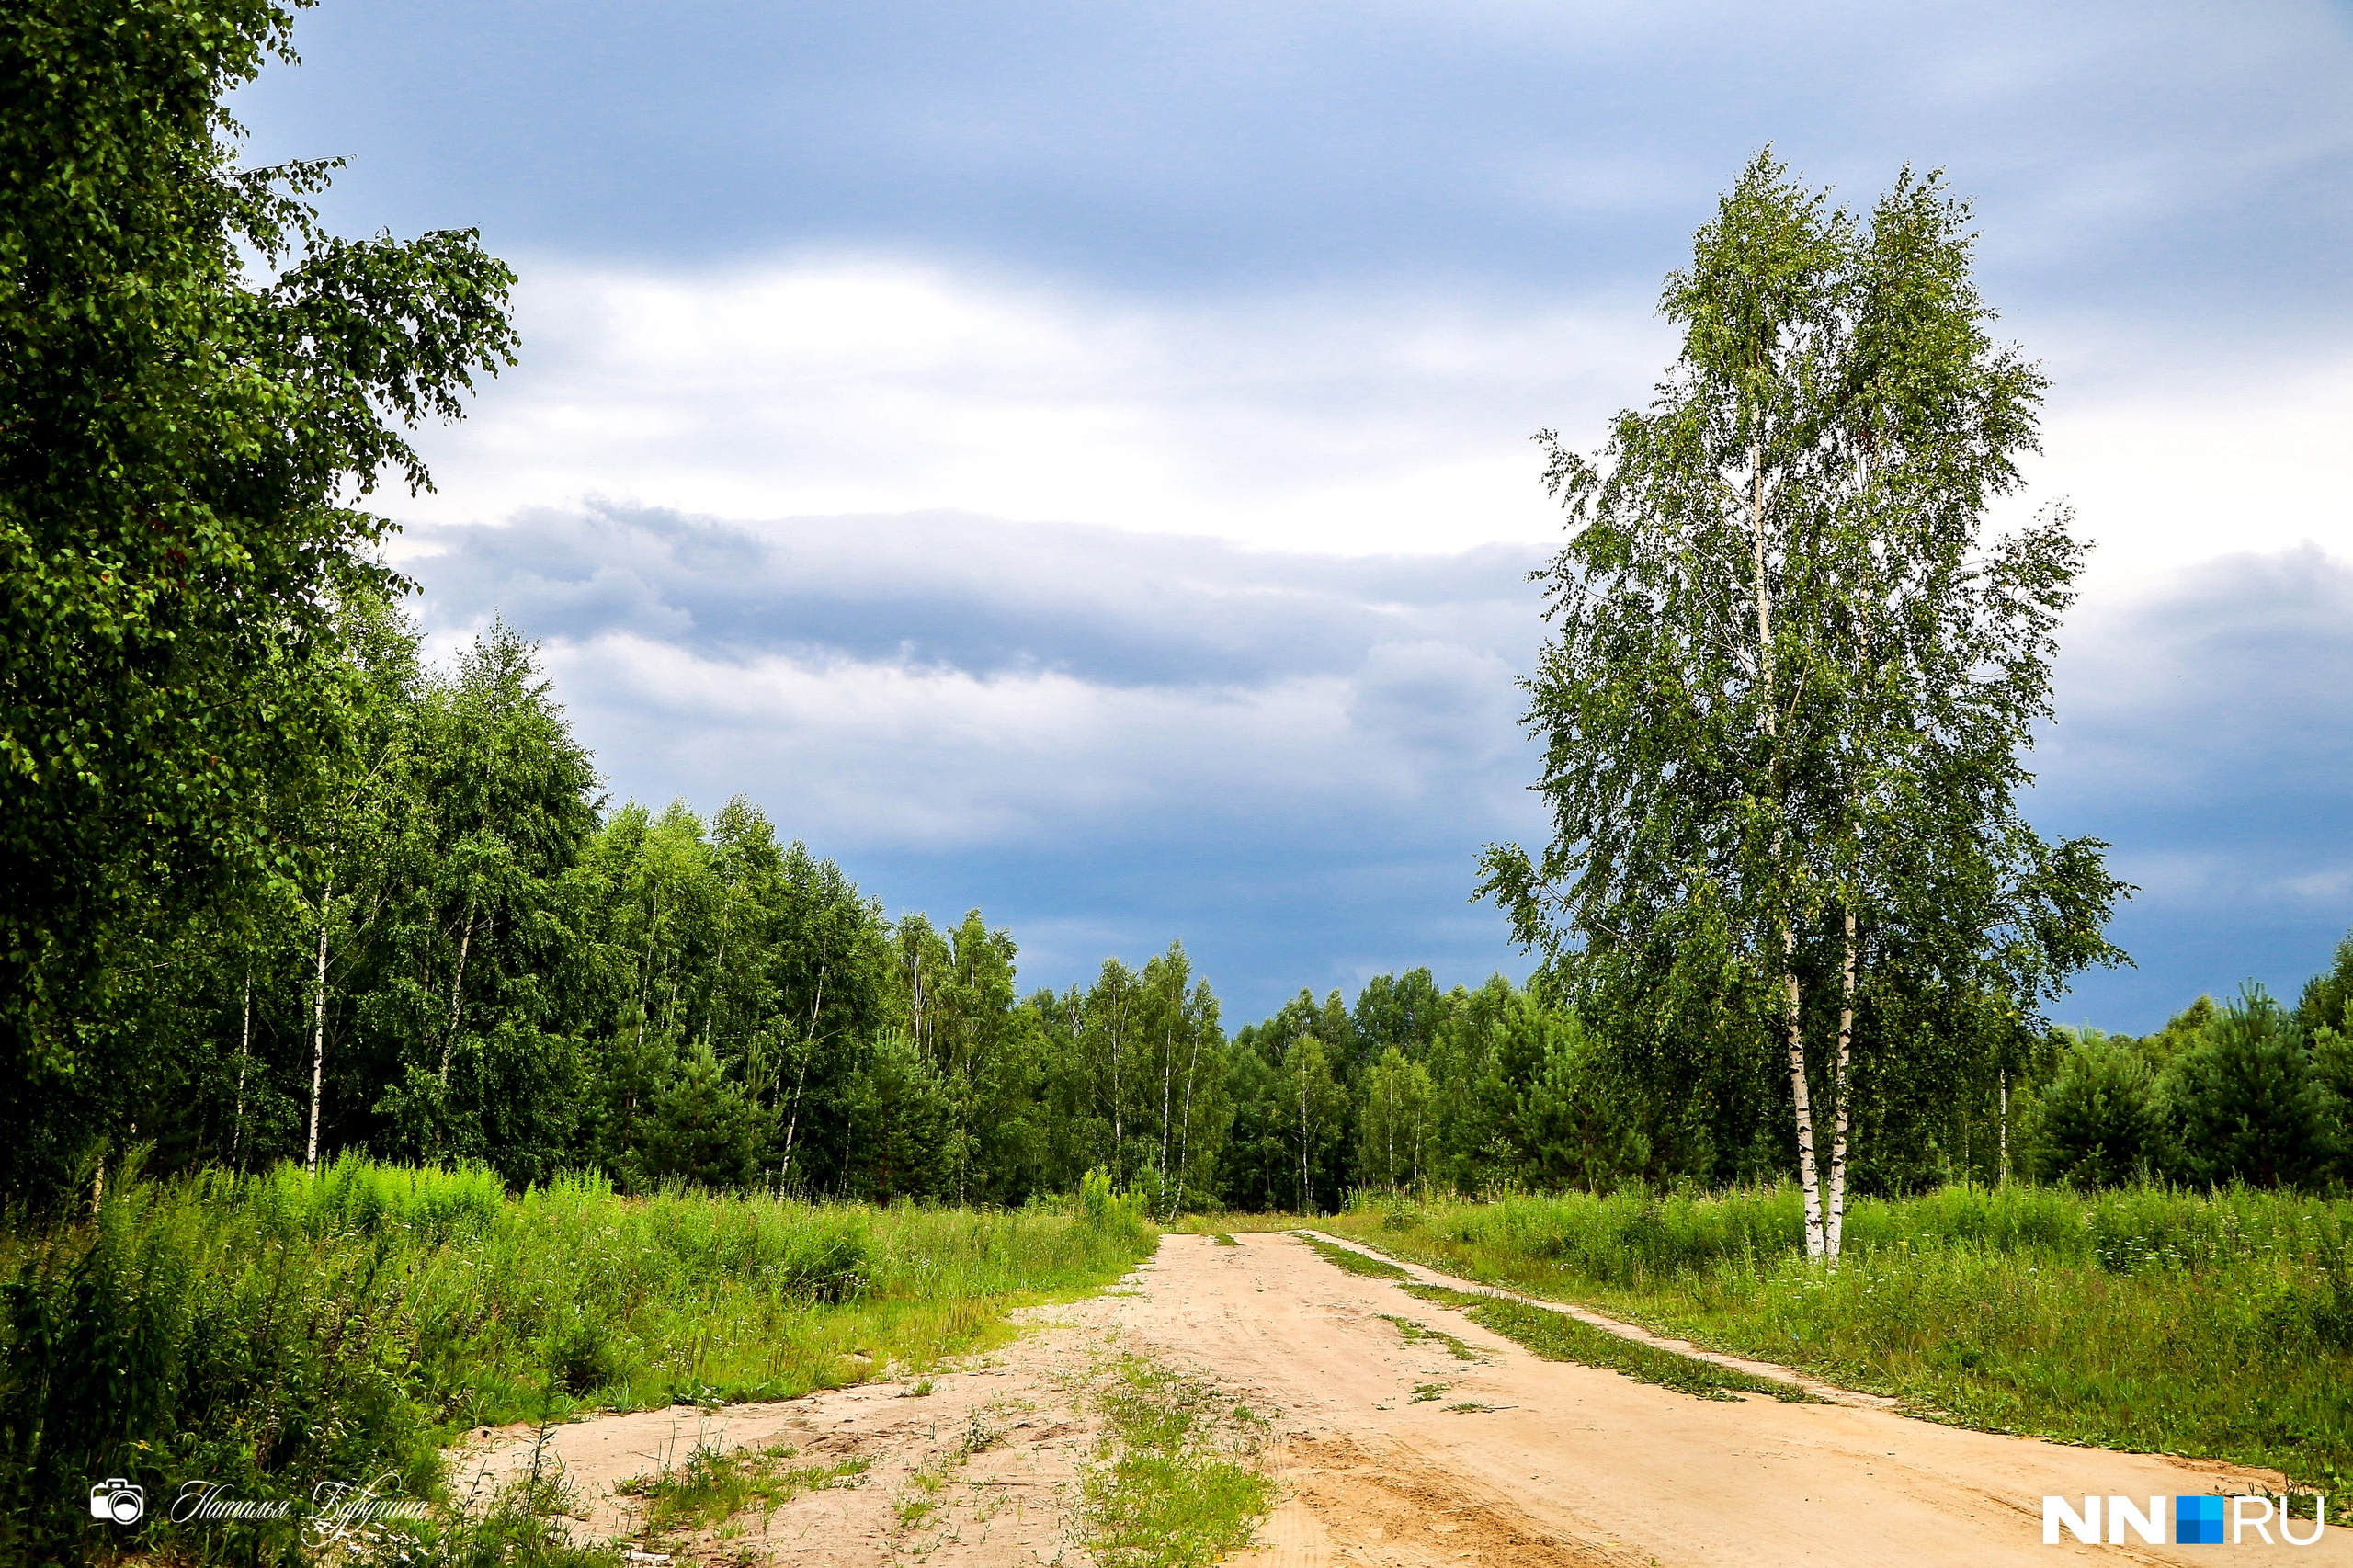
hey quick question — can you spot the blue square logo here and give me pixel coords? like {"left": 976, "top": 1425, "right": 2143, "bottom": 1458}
{"left": 2177, "top": 1496, "right": 2226, "bottom": 1545}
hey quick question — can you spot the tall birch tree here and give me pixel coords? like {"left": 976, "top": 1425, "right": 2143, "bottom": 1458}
{"left": 1480, "top": 152, "right": 2126, "bottom": 1257}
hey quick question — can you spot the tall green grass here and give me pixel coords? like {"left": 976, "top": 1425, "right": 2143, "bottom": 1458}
{"left": 1327, "top": 1184, "right": 2353, "bottom": 1509}
{"left": 0, "top": 1153, "right": 1156, "bottom": 1566}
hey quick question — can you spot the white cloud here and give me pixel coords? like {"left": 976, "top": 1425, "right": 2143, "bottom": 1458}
{"left": 2022, "top": 360, "right": 2353, "bottom": 591}
{"left": 392, "top": 257, "right": 1665, "bottom": 554}
{"left": 540, "top": 627, "right": 1529, "bottom": 857}
{"left": 395, "top": 256, "right": 2352, "bottom": 582}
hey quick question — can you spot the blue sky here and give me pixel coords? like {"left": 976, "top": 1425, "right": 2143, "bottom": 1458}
{"left": 236, "top": 1, "right": 2353, "bottom": 1027}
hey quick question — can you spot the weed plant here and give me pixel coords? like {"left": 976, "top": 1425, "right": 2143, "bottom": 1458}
{"left": 0, "top": 1153, "right": 1156, "bottom": 1565}
{"left": 613, "top": 1442, "right": 866, "bottom": 1540}
{"left": 1082, "top": 1355, "right": 1269, "bottom": 1568}
{"left": 1327, "top": 1183, "right": 2353, "bottom": 1508}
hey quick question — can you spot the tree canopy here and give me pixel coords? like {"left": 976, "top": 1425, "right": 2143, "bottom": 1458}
{"left": 1480, "top": 152, "right": 2130, "bottom": 1255}
{"left": 0, "top": 0, "right": 517, "bottom": 1125}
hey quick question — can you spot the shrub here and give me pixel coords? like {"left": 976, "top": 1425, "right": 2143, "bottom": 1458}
{"left": 0, "top": 1158, "right": 1154, "bottom": 1565}
{"left": 1077, "top": 1167, "right": 1157, "bottom": 1251}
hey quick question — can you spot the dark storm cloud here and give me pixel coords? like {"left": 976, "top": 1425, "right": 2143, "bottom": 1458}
{"left": 2040, "top": 547, "right": 2353, "bottom": 1029}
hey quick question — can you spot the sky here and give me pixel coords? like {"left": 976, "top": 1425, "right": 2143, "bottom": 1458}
{"left": 233, "top": 0, "right": 2353, "bottom": 1028}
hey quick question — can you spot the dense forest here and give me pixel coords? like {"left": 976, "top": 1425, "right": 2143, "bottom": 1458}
{"left": 15, "top": 597, "right": 2349, "bottom": 1212}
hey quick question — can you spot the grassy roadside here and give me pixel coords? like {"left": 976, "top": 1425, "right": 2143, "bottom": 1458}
{"left": 1165, "top": 1212, "right": 1313, "bottom": 1235}
{"left": 0, "top": 1155, "right": 1157, "bottom": 1566}
{"left": 1295, "top": 1231, "right": 1411, "bottom": 1279}
{"left": 1323, "top": 1185, "right": 2353, "bottom": 1511}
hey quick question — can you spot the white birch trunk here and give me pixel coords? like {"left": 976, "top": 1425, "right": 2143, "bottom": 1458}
{"left": 307, "top": 872, "right": 333, "bottom": 1176}
{"left": 1755, "top": 450, "right": 1824, "bottom": 1259}
{"left": 1825, "top": 908, "right": 1856, "bottom": 1259}
{"left": 232, "top": 970, "right": 252, "bottom": 1169}
{"left": 1784, "top": 958, "right": 1824, "bottom": 1257}
{"left": 440, "top": 900, "right": 475, "bottom": 1084}
{"left": 1998, "top": 1069, "right": 2008, "bottom": 1185}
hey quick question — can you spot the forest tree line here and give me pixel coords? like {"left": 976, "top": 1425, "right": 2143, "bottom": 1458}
{"left": 20, "top": 595, "right": 2352, "bottom": 1210}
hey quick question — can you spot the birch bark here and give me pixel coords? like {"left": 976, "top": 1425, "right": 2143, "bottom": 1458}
{"left": 306, "top": 871, "right": 334, "bottom": 1176}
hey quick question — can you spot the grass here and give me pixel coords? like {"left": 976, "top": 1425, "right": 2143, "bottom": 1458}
{"left": 1211, "top": 1233, "right": 1240, "bottom": 1247}
{"left": 1294, "top": 1231, "right": 1412, "bottom": 1280}
{"left": 614, "top": 1442, "right": 867, "bottom": 1538}
{"left": 1327, "top": 1183, "right": 2353, "bottom": 1509}
{"left": 1402, "top": 1284, "right": 1821, "bottom": 1403}
{"left": 1165, "top": 1212, "right": 1312, "bottom": 1235}
{"left": 1380, "top": 1312, "right": 1484, "bottom": 1362}
{"left": 0, "top": 1153, "right": 1158, "bottom": 1566}
{"left": 1081, "top": 1354, "right": 1271, "bottom": 1568}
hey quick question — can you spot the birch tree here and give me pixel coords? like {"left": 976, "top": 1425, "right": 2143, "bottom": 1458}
{"left": 0, "top": 0, "right": 515, "bottom": 1196}
{"left": 1481, "top": 151, "right": 2125, "bottom": 1258}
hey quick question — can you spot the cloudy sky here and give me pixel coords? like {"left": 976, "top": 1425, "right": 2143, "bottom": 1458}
{"left": 236, "top": 1, "right": 2352, "bottom": 1028}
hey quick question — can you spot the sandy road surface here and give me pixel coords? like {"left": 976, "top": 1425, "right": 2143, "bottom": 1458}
{"left": 456, "top": 1232, "right": 2345, "bottom": 1566}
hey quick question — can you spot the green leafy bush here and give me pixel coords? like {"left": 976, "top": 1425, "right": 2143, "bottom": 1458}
{"left": 1078, "top": 1167, "right": 1157, "bottom": 1250}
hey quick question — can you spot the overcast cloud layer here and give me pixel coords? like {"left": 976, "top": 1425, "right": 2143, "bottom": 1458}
{"left": 226, "top": 0, "right": 2351, "bottom": 1026}
{"left": 408, "top": 510, "right": 2353, "bottom": 1027}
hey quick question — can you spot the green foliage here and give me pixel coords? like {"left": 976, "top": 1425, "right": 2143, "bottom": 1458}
{"left": 2031, "top": 1036, "right": 2159, "bottom": 1188}
{"left": 2159, "top": 988, "right": 2333, "bottom": 1189}
{"left": 2297, "top": 935, "right": 2353, "bottom": 1040}
{"left": 1478, "top": 149, "right": 2125, "bottom": 1255}
{"left": 1033, "top": 945, "right": 1233, "bottom": 1217}
{"left": 0, "top": 0, "right": 516, "bottom": 1171}
{"left": 1327, "top": 1184, "right": 2353, "bottom": 1511}
{"left": 1515, "top": 1006, "right": 1652, "bottom": 1191}
{"left": 620, "top": 1039, "right": 772, "bottom": 1191}
{"left": 1082, "top": 1355, "right": 1269, "bottom": 1568}
{"left": 0, "top": 1156, "right": 1154, "bottom": 1565}
{"left": 17, "top": 575, "right": 1267, "bottom": 1216}
{"left": 1357, "top": 1046, "right": 1436, "bottom": 1190}
{"left": 1077, "top": 1166, "right": 1159, "bottom": 1252}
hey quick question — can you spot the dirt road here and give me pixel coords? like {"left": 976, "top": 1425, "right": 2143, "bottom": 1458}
{"left": 458, "top": 1232, "right": 2345, "bottom": 1565}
